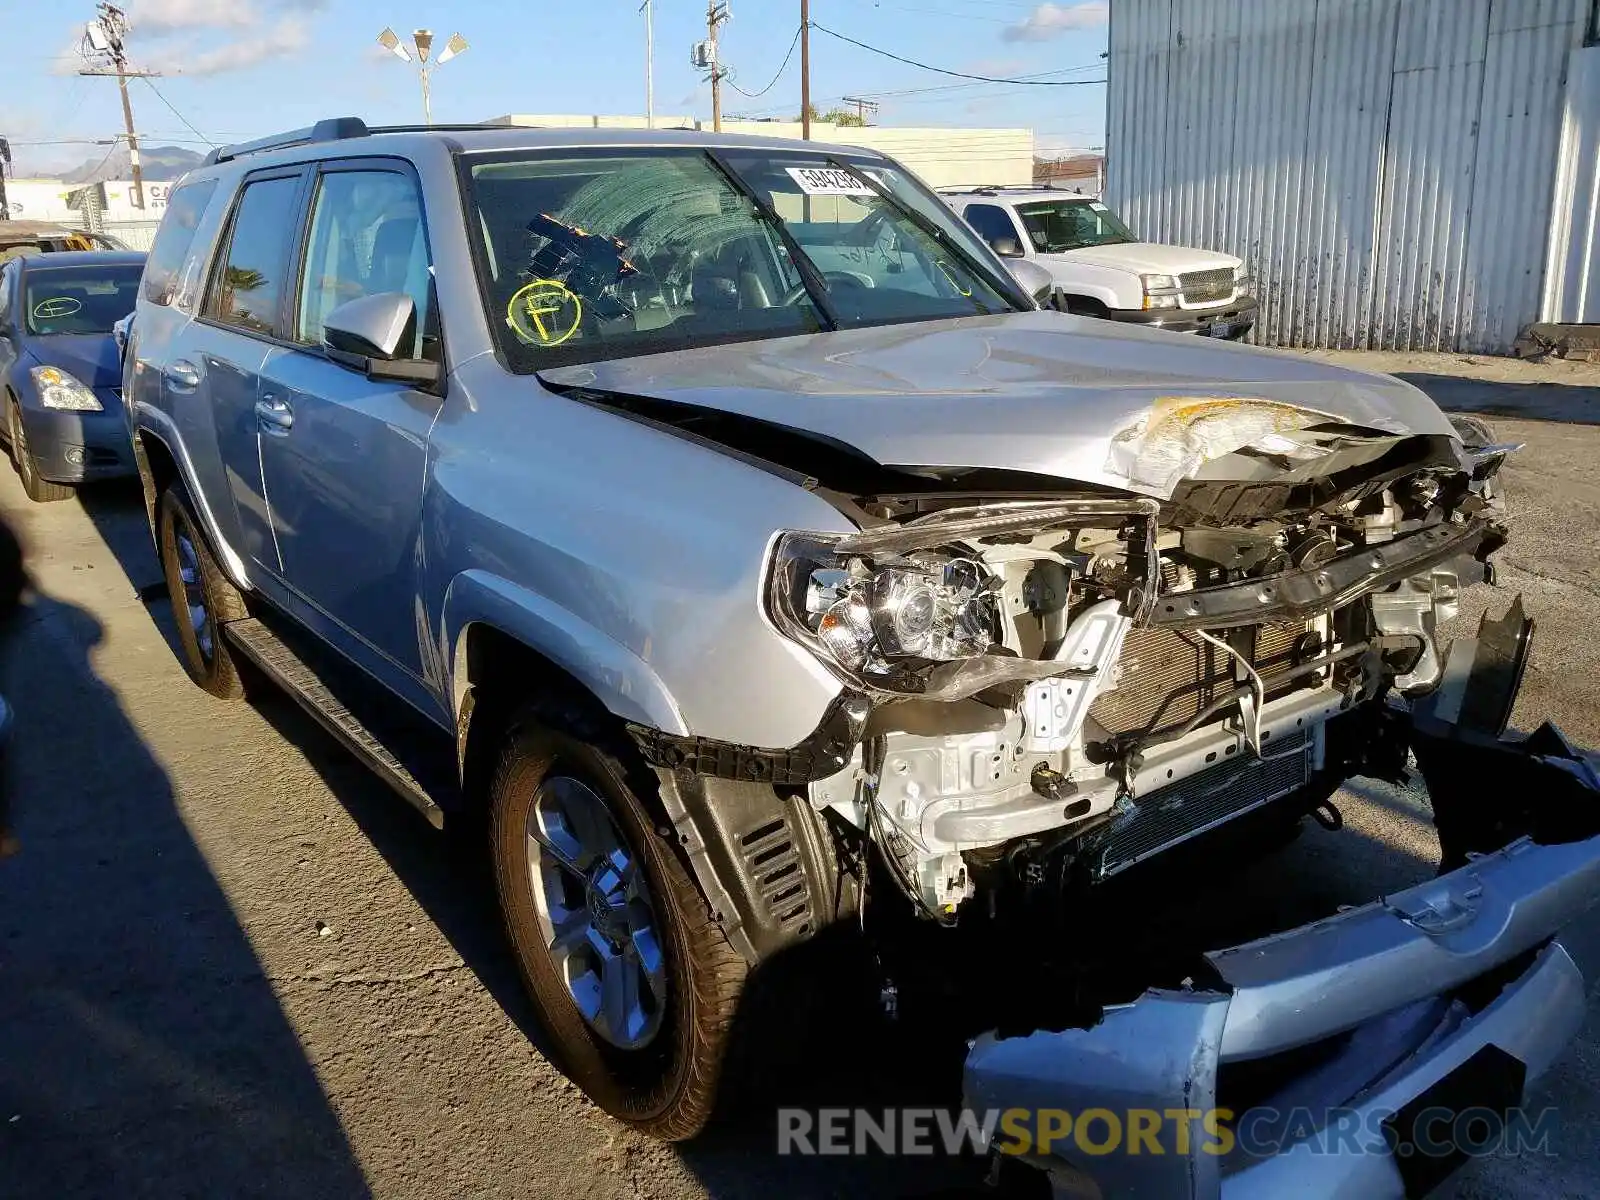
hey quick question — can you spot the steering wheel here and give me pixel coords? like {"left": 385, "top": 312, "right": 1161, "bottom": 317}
{"left": 780, "top": 271, "right": 873, "bottom": 307}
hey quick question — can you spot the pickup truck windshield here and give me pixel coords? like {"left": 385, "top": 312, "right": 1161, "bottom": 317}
{"left": 462, "top": 148, "right": 1025, "bottom": 371}
{"left": 1014, "top": 199, "right": 1136, "bottom": 253}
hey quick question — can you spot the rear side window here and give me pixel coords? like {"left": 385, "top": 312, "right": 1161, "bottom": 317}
{"left": 142, "top": 178, "right": 218, "bottom": 305}
{"left": 204, "top": 174, "right": 302, "bottom": 336}
{"left": 962, "top": 203, "right": 1021, "bottom": 248}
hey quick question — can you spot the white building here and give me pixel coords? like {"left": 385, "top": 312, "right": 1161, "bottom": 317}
{"left": 1106, "top": 0, "right": 1600, "bottom": 353}
{"left": 486, "top": 115, "right": 1036, "bottom": 190}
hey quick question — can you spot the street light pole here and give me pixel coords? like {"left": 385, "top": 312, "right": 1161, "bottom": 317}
{"left": 378, "top": 27, "right": 468, "bottom": 126}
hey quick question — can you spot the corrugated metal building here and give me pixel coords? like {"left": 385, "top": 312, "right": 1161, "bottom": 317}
{"left": 1107, "top": 0, "right": 1600, "bottom": 352}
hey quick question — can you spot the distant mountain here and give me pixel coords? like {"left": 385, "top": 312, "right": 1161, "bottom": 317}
{"left": 60, "top": 144, "right": 205, "bottom": 185}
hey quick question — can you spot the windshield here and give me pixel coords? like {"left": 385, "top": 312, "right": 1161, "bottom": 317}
{"left": 462, "top": 148, "right": 1026, "bottom": 371}
{"left": 24, "top": 264, "right": 143, "bottom": 335}
{"left": 1014, "top": 199, "right": 1136, "bottom": 253}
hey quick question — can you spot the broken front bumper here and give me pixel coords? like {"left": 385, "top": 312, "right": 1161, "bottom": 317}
{"left": 964, "top": 609, "right": 1600, "bottom": 1199}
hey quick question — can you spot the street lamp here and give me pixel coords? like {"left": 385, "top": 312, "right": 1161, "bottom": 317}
{"left": 377, "top": 26, "right": 468, "bottom": 125}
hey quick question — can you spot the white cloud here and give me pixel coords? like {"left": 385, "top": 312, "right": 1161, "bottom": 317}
{"left": 148, "top": 15, "right": 310, "bottom": 76}
{"left": 1002, "top": 2, "right": 1110, "bottom": 43}
{"left": 130, "top": 0, "right": 260, "bottom": 35}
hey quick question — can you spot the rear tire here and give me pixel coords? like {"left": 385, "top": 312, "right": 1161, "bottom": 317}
{"left": 9, "top": 400, "right": 73, "bottom": 503}
{"left": 157, "top": 484, "right": 248, "bottom": 698}
{"left": 489, "top": 712, "right": 746, "bottom": 1140}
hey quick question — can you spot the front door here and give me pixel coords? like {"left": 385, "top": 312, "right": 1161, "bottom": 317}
{"left": 256, "top": 161, "right": 441, "bottom": 690}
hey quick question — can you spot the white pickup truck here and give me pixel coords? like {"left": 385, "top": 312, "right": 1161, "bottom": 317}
{"left": 941, "top": 185, "right": 1258, "bottom": 340}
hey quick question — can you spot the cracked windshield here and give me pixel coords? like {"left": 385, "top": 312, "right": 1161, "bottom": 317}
{"left": 465, "top": 150, "right": 1020, "bottom": 368}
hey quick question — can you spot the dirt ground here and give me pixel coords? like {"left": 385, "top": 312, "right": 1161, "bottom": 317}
{"left": 0, "top": 349, "right": 1597, "bottom": 1199}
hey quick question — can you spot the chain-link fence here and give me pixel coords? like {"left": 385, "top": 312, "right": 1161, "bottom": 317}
{"left": 102, "top": 220, "right": 162, "bottom": 251}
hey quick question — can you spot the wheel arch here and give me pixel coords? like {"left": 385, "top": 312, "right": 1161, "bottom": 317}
{"left": 130, "top": 417, "right": 251, "bottom": 591}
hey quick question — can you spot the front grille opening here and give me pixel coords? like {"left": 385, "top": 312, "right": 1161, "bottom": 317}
{"left": 1180, "top": 267, "right": 1236, "bottom": 305}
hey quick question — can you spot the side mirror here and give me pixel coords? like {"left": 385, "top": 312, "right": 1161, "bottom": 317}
{"left": 322, "top": 292, "right": 441, "bottom": 387}
{"left": 1003, "top": 258, "right": 1056, "bottom": 308}
{"left": 990, "top": 235, "right": 1025, "bottom": 259}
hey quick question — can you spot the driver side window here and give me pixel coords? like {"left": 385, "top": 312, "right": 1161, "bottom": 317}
{"left": 294, "top": 168, "right": 435, "bottom": 359}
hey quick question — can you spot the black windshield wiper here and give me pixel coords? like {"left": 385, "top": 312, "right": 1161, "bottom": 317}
{"left": 702, "top": 150, "right": 840, "bottom": 331}
{"left": 821, "top": 155, "right": 1030, "bottom": 314}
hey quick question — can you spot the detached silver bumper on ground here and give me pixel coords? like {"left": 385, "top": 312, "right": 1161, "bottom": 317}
{"left": 966, "top": 828, "right": 1600, "bottom": 1199}
{"left": 965, "top": 609, "right": 1600, "bottom": 1199}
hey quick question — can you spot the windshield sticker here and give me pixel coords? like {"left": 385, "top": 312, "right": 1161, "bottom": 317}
{"left": 31, "top": 296, "right": 82, "bottom": 320}
{"left": 785, "top": 167, "right": 874, "bottom": 196}
{"left": 506, "top": 279, "right": 583, "bottom": 347}
{"left": 1090, "top": 202, "right": 1108, "bottom": 212}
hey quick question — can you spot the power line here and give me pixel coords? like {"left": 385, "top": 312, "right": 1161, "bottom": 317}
{"left": 139, "top": 77, "right": 216, "bottom": 147}
{"left": 726, "top": 24, "right": 803, "bottom": 98}
{"left": 810, "top": 21, "right": 1107, "bottom": 85}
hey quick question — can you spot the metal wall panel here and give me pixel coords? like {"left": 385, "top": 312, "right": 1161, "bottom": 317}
{"left": 1544, "top": 46, "right": 1600, "bottom": 321}
{"left": 1108, "top": 0, "right": 1591, "bottom": 352}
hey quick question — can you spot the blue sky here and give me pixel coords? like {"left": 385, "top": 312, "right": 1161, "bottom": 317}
{"left": 2, "top": 0, "right": 1108, "bottom": 177}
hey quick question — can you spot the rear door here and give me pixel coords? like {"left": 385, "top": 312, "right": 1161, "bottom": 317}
{"left": 192, "top": 166, "right": 311, "bottom": 578}
{"left": 254, "top": 159, "right": 442, "bottom": 699}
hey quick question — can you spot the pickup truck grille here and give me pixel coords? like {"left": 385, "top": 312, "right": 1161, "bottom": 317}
{"left": 1180, "top": 268, "right": 1236, "bottom": 305}
{"left": 1089, "top": 623, "right": 1309, "bottom": 739}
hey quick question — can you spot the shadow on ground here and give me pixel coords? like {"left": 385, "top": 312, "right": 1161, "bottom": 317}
{"left": 0, "top": 587, "right": 370, "bottom": 1199}
{"left": 1396, "top": 372, "right": 1600, "bottom": 426}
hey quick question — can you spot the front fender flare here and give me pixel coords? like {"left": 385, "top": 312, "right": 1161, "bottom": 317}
{"left": 441, "top": 569, "right": 688, "bottom": 735}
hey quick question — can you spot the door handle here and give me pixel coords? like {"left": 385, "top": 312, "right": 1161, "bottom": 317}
{"left": 164, "top": 359, "right": 200, "bottom": 391}
{"left": 254, "top": 396, "right": 295, "bottom": 433}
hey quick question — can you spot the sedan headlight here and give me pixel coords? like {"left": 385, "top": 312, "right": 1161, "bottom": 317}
{"left": 768, "top": 533, "right": 1002, "bottom": 694}
{"left": 29, "top": 366, "right": 102, "bottom": 412}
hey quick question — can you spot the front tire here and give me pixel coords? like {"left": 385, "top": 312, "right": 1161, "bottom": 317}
{"left": 157, "top": 485, "right": 248, "bottom": 698}
{"left": 489, "top": 714, "right": 746, "bottom": 1139}
{"left": 9, "top": 399, "right": 73, "bottom": 503}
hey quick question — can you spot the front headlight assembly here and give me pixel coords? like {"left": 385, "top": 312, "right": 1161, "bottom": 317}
{"left": 768, "top": 533, "right": 1008, "bottom": 698}
{"left": 29, "top": 366, "right": 102, "bottom": 412}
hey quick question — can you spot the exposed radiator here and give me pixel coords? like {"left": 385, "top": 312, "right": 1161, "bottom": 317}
{"left": 1097, "top": 730, "right": 1312, "bottom": 877}
{"left": 1089, "top": 623, "right": 1309, "bottom": 739}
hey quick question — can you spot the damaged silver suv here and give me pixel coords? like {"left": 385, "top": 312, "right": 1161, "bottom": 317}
{"left": 127, "top": 119, "right": 1600, "bottom": 1189}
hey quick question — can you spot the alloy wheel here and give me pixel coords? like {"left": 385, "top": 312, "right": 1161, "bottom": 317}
{"left": 525, "top": 774, "right": 668, "bottom": 1050}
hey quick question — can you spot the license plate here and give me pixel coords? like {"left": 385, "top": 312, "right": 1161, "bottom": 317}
{"left": 1208, "top": 321, "right": 1233, "bottom": 338}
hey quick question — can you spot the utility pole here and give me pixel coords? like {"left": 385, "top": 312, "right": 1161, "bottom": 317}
{"left": 81, "top": 4, "right": 154, "bottom": 210}
{"left": 706, "top": 2, "right": 730, "bottom": 132}
{"left": 841, "top": 96, "right": 878, "bottom": 125}
{"left": 641, "top": 0, "right": 655, "bottom": 129}
{"left": 800, "top": 0, "right": 811, "bottom": 139}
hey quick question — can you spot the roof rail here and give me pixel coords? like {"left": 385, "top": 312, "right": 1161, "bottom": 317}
{"left": 204, "top": 117, "right": 371, "bottom": 166}
{"left": 201, "top": 119, "right": 526, "bottom": 167}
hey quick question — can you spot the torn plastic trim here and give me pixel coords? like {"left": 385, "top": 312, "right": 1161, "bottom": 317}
{"left": 832, "top": 497, "right": 1160, "bottom": 557}
{"left": 1147, "top": 517, "right": 1500, "bottom": 631}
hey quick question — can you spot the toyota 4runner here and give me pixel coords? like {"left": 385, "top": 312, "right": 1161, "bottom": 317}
{"left": 123, "top": 118, "right": 1600, "bottom": 1193}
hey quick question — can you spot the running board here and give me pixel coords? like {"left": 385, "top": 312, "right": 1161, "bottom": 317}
{"left": 224, "top": 617, "right": 448, "bottom": 829}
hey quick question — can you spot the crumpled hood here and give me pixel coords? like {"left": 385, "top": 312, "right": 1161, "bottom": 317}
{"left": 23, "top": 334, "right": 122, "bottom": 391}
{"left": 1043, "top": 241, "right": 1239, "bottom": 275}
{"left": 538, "top": 310, "right": 1455, "bottom": 500}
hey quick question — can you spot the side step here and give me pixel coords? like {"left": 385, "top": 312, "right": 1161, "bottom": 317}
{"left": 224, "top": 617, "right": 450, "bottom": 829}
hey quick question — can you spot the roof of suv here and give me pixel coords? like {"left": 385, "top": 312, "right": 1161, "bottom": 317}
{"left": 193, "top": 116, "right": 886, "bottom": 176}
